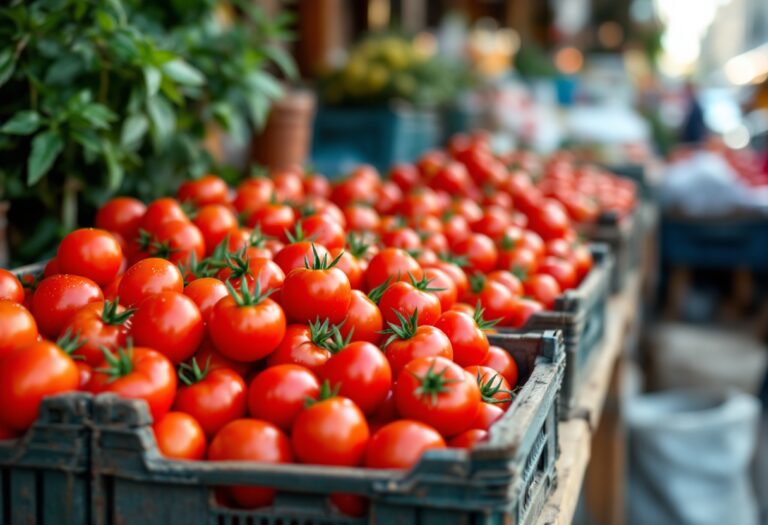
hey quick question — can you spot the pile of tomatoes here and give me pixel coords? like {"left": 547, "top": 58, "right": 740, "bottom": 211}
{"left": 0, "top": 132, "right": 630, "bottom": 513}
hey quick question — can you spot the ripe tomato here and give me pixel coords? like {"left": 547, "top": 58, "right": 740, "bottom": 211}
{"left": 140, "top": 197, "right": 188, "bottom": 234}
{"left": 487, "top": 270, "right": 524, "bottom": 297}
{"left": 273, "top": 169, "right": 306, "bottom": 203}
{"left": 321, "top": 341, "right": 392, "bottom": 415}
{"left": 194, "top": 339, "right": 251, "bottom": 377}
{"left": 150, "top": 220, "right": 206, "bottom": 266}
{"left": 469, "top": 402, "right": 504, "bottom": 430}
{"left": 153, "top": 411, "right": 207, "bottom": 460}
{"left": 273, "top": 240, "right": 330, "bottom": 275}
{"left": 538, "top": 256, "right": 578, "bottom": 290}
{"left": 465, "top": 365, "right": 514, "bottom": 406}
{"left": 56, "top": 228, "right": 123, "bottom": 286}
{"left": 0, "top": 269, "right": 24, "bottom": 303}
{"left": 177, "top": 175, "right": 229, "bottom": 206}
{"left": 266, "top": 322, "right": 332, "bottom": 372}
{"left": 303, "top": 171, "right": 332, "bottom": 198}
{"left": 118, "top": 258, "right": 184, "bottom": 308}
{"left": 465, "top": 275, "right": 514, "bottom": 326}
{"left": 508, "top": 297, "right": 544, "bottom": 328}
{"left": 339, "top": 290, "right": 383, "bottom": 344}
{"left": 328, "top": 248, "right": 363, "bottom": 290}
{"left": 207, "top": 419, "right": 293, "bottom": 508}
{"left": 434, "top": 310, "right": 489, "bottom": 366}
{"left": 216, "top": 256, "right": 285, "bottom": 295}
{"left": 381, "top": 227, "right": 422, "bottom": 251}
{"left": 90, "top": 345, "right": 177, "bottom": 421}
{"left": 95, "top": 197, "right": 147, "bottom": 241}
{"left": 452, "top": 233, "right": 498, "bottom": 274}
{"left": 378, "top": 276, "right": 442, "bottom": 327}
{"left": 292, "top": 396, "right": 370, "bottom": 466}
{"left": 422, "top": 267, "right": 457, "bottom": 312}
{"left": 0, "top": 301, "right": 38, "bottom": 359}
{"left": 389, "top": 163, "right": 421, "bottom": 191}
{"left": 528, "top": 199, "right": 571, "bottom": 241}
{"left": 247, "top": 364, "right": 320, "bottom": 432}
{"left": 480, "top": 345, "right": 519, "bottom": 387}
{"left": 497, "top": 246, "right": 539, "bottom": 276}
{"left": 443, "top": 213, "right": 471, "bottom": 247}
{"left": 193, "top": 205, "right": 238, "bottom": 256}
{"left": 0, "top": 339, "right": 79, "bottom": 430}
{"left": 524, "top": 274, "right": 561, "bottom": 309}
{"left": 448, "top": 429, "right": 488, "bottom": 448}
{"left": 299, "top": 215, "right": 345, "bottom": 250}
{"left": 394, "top": 356, "right": 481, "bottom": 437}
{"left": 280, "top": 255, "right": 351, "bottom": 325}
{"left": 399, "top": 188, "right": 441, "bottom": 218}
{"left": 174, "top": 362, "right": 246, "bottom": 438}
{"left": 131, "top": 291, "right": 204, "bottom": 364}
{"left": 343, "top": 204, "right": 381, "bottom": 232}
{"left": 76, "top": 360, "right": 92, "bottom": 389}
{"left": 472, "top": 206, "right": 512, "bottom": 241}
{"left": 32, "top": 274, "right": 103, "bottom": 337}
{"left": 425, "top": 259, "right": 468, "bottom": 300}
{"left": 233, "top": 177, "right": 274, "bottom": 215}
{"left": 382, "top": 311, "right": 453, "bottom": 377}
{"left": 571, "top": 243, "right": 593, "bottom": 281}
{"left": 63, "top": 300, "right": 132, "bottom": 366}
{"left": 184, "top": 278, "right": 228, "bottom": 323}
{"left": 365, "top": 420, "right": 445, "bottom": 469}
{"left": 247, "top": 203, "right": 296, "bottom": 239}
{"left": 364, "top": 248, "right": 423, "bottom": 291}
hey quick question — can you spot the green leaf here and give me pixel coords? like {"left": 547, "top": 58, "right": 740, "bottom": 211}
{"left": 102, "top": 140, "right": 123, "bottom": 191}
{"left": 1, "top": 111, "right": 42, "bottom": 135}
{"left": 120, "top": 114, "right": 148, "bottom": 148}
{"left": 27, "top": 130, "right": 64, "bottom": 185}
{"left": 162, "top": 60, "right": 204, "bottom": 86}
{"left": 263, "top": 45, "right": 298, "bottom": 80}
{"left": 71, "top": 128, "right": 101, "bottom": 156}
{"left": 247, "top": 71, "right": 283, "bottom": 99}
{"left": 96, "top": 10, "right": 117, "bottom": 32}
{"left": 144, "top": 66, "right": 161, "bottom": 96}
{"left": 45, "top": 54, "right": 83, "bottom": 85}
{"left": 146, "top": 95, "right": 175, "bottom": 147}
{"left": 0, "top": 48, "right": 16, "bottom": 87}
{"left": 245, "top": 92, "right": 270, "bottom": 129}
{"left": 80, "top": 103, "right": 116, "bottom": 130}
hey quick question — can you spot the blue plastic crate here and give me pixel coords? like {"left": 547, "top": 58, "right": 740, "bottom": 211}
{"left": 311, "top": 104, "right": 439, "bottom": 177}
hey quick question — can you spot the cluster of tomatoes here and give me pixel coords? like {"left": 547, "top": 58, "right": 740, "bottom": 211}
{"left": 0, "top": 132, "right": 628, "bottom": 513}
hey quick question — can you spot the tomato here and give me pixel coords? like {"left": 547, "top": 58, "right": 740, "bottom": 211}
{"left": 378, "top": 276, "right": 442, "bottom": 327}
{"left": 0, "top": 301, "right": 38, "bottom": 359}
{"left": 299, "top": 215, "right": 345, "bottom": 250}
{"left": 389, "top": 163, "right": 421, "bottom": 191}
{"left": 292, "top": 396, "right": 369, "bottom": 466}
{"left": 527, "top": 199, "right": 571, "bottom": 241}
{"left": 329, "top": 248, "right": 363, "bottom": 290}
{"left": 428, "top": 161, "right": 473, "bottom": 195}
{"left": 207, "top": 419, "right": 293, "bottom": 508}
{"left": 247, "top": 203, "right": 296, "bottom": 239}
{"left": 303, "top": 171, "right": 332, "bottom": 198}
{"left": 0, "top": 339, "right": 79, "bottom": 430}
{"left": 425, "top": 259, "right": 468, "bottom": 300}
{"left": 321, "top": 341, "right": 392, "bottom": 415}
{"left": 153, "top": 411, "right": 207, "bottom": 460}
{"left": 399, "top": 188, "right": 441, "bottom": 218}
{"left": 343, "top": 204, "right": 381, "bottom": 232}
{"left": 382, "top": 311, "right": 453, "bottom": 377}
{"left": 545, "top": 238, "right": 572, "bottom": 259}
{"left": 140, "top": 197, "right": 188, "bottom": 234}
{"left": 216, "top": 256, "right": 285, "bottom": 295}
{"left": 280, "top": 255, "right": 351, "bottom": 325}
{"left": 448, "top": 429, "right": 488, "bottom": 448}
{"left": 90, "top": 345, "right": 177, "bottom": 421}
{"left": 538, "top": 256, "right": 578, "bottom": 290}
{"left": 272, "top": 169, "right": 305, "bottom": 203}
{"left": 485, "top": 271, "right": 522, "bottom": 298}
{"left": 102, "top": 275, "right": 122, "bottom": 302}
{"left": 56, "top": 228, "right": 123, "bottom": 286}
{"left": 76, "top": 361, "right": 92, "bottom": 389}
{"left": 339, "top": 290, "right": 383, "bottom": 344}
{"left": 149, "top": 220, "right": 206, "bottom": 266}
{"left": 247, "top": 364, "right": 320, "bottom": 432}
{"left": 184, "top": 278, "right": 228, "bottom": 323}
{"left": 480, "top": 345, "right": 519, "bottom": 387}
{"left": 465, "top": 275, "right": 514, "bottom": 326}
{"left": 330, "top": 494, "right": 368, "bottom": 518}
{"left": 452, "top": 233, "right": 498, "bottom": 274}
{"left": 365, "top": 420, "right": 445, "bottom": 469}
{"left": 267, "top": 322, "right": 332, "bottom": 372}
{"left": 32, "top": 274, "right": 103, "bottom": 337}
{"left": 443, "top": 213, "right": 471, "bottom": 247}
{"left": 174, "top": 362, "right": 246, "bottom": 438}
{"left": 208, "top": 282, "right": 286, "bottom": 363}
{"left": 434, "top": 310, "right": 489, "bottom": 366}
{"left": 130, "top": 291, "right": 204, "bottom": 364}
{"left": 0, "top": 269, "right": 24, "bottom": 303}
{"left": 416, "top": 150, "right": 448, "bottom": 177}
{"left": 465, "top": 365, "right": 514, "bottom": 406}
{"left": 497, "top": 246, "right": 539, "bottom": 277}
{"left": 394, "top": 356, "right": 481, "bottom": 437}
{"left": 381, "top": 227, "right": 422, "bottom": 251}
{"left": 450, "top": 198, "right": 483, "bottom": 224}
{"left": 469, "top": 402, "right": 504, "bottom": 430}
{"left": 118, "top": 258, "right": 184, "bottom": 308}
{"left": 524, "top": 274, "right": 561, "bottom": 309}
{"left": 571, "top": 243, "right": 593, "bottom": 281}
{"left": 233, "top": 177, "right": 274, "bottom": 215}
{"left": 194, "top": 339, "right": 251, "bottom": 377}
{"left": 193, "top": 205, "right": 238, "bottom": 256}
{"left": 364, "top": 248, "right": 423, "bottom": 291}
{"left": 472, "top": 206, "right": 511, "bottom": 241}
{"left": 177, "top": 175, "right": 229, "bottom": 206}
{"left": 95, "top": 197, "right": 147, "bottom": 241}
{"left": 508, "top": 297, "right": 544, "bottom": 328}
{"left": 421, "top": 267, "right": 457, "bottom": 312}
{"left": 273, "top": 240, "right": 330, "bottom": 276}
{"left": 63, "top": 300, "right": 132, "bottom": 366}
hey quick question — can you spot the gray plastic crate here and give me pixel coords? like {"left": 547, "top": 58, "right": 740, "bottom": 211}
{"left": 0, "top": 393, "right": 92, "bottom": 525}
{"left": 90, "top": 331, "right": 564, "bottom": 525}
{"left": 579, "top": 208, "right": 642, "bottom": 293}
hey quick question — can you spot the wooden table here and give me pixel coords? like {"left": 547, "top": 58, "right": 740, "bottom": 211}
{"left": 536, "top": 271, "right": 643, "bottom": 525}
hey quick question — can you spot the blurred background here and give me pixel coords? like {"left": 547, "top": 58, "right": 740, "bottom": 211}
{"left": 2, "top": 0, "right": 768, "bottom": 524}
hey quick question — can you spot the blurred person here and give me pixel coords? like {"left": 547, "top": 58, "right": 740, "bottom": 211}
{"left": 680, "top": 81, "right": 707, "bottom": 145}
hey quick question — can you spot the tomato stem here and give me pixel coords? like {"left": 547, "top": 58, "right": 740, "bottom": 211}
{"left": 468, "top": 273, "right": 486, "bottom": 295}
{"left": 367, "top": 275, "right": 392, "bottom": 305}
{"left": 473, "top": 302, "right": 500, "bottom": 331}
{"left": 95, "top": 341, "right": 135, "bottom": 382}
{"left": 178, "top": 356, "right": 212, "bottom": 386}
{"left": 304, "top": 379, "right": 339, "bottom": 407}
{"left": 345, "top": 232, "right": 369, "bottom": 259}
{"left": 56, "top": 328, "right": 86, "bottom": 356}
{"left": 474, "top": 370, "right": 515, "bottom": 404}
{"left": 226, "top": 276, "right": 275, "bottom": 307}
{"left": 410, "top": 359, "right": 460, "bottom": 406}
{"left": 408, "top": 272, "right": 445, "bottom": 293}
{"left": 379, "top": 308, "right": 419, "bottom": 347}
{"left": 100, "top": 299, "right": 135, "bottom": 326}
{"left": 304, "top": 243, "right": 344, "bottom": 270}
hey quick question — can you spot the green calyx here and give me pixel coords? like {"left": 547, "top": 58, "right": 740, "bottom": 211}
{"left": 380, "top": 308, "right": 420, "bottom": 347}
{"left": 408, "top": 272, "right": 445, "bottom": 293}
{"left": 511, "top": 266, "right": 528, "bottom": 283}
{"left": 500, "top": 234, "right": 517, "bottom": 250}
{"left": 95, "top": 341, "right": 135, "bottom": 382}
{"left": 56, "top": 328, "right": 87, "bottom": 356}
{"left": 325, "top": 325, "right": 353, "bottom": 354}
{"left": 468, "top": 273, "right": 487, "bottom": 294}
{"left": 411, "top": 359, "right": 460, "bottom": 406}
{"left": 345, "top": 232, "right": 369, "bottom": 259}
{"left": 222, "top": 251, "right": 253, "bottom": 281}
{"left": 178, "top": 356, "right": 212, "bottom": 386}
{"left": 367, "top": 275, "right": 392, "bottom": 305}
{"left": 100, "top": 299, "right": 135, "bottom": 326}
{"left": 473, "top": 302, "right": 500, "bottom": 331}
{"left": 284, "top": 222, "right": 309, "bottom": 244}
{"left": 308, "top": 317, "right": 335, "bottom": 348}
{"left": 304, "top": 379, "right": 340, "bottom": 408}
{"left": 475, "top": 370, "right": 516, "bottom": 405}
{"left": 438, "top": 252, "right": 468, "bottom": 268}
{"left": 226, "top": 277, "right": 275, "bottom": 307}
{"left": 304, "top": 243, "right": 343, "bottom": 270}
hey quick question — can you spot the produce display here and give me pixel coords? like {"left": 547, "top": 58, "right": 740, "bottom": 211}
{"left": 0, "top": 131, "right": 633, "bottom": 514}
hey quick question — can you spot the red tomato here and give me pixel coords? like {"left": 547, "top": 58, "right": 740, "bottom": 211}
{"left": 153, "top": 411, "right": 207, "bottom": 460}
{"left": 487, "top": 270, "right": 524, "bottom": 297}
{"left": 528, "top": 199, "right": 571, "bottom": 241}
{"left": 448, "top": 428, "right": 488, "bottom": 448}
{"left": 194, "top": 339, "right": 251, "bottom": 378}
{"left": 465, "top": 365, "right": 514, "bottom": 406}
{"left": 118, "top": 258, "right": 184, "bottom": 308}
{"left": 422, "top": 267, "right": 457, "bottom": 312}
{"left": 299, "top": 215, "right": 345, "bottom": 250}
{"left": 32, "top": 274, "right": 103, "bottom": 337}
{"left": 174, "top": 363, "right": 246, "bottom": 438}
{"left": 434, "top": 310, "right": 489, "bottom": 366}
{"left": 394, "top": 356, "right": 481, "bottom": 437}
{"left": 469, "top": 402, "right": 504, "bottom": 430}
{"left": 292, "top": 396, "right": 370, "bottom": 466}
{"left": 207, "top": 419, "right": 293, "bottom": 508}
{"left": 399, "top": 188, "right": 441, "bottom": 218}
{"left": 329, "top": 248, "right": 363, "bottom": 290}
{"left": 508, "top": 297, "right": 545, "bottom": 328}
{"left": 472, "top": 206, "right": 512, "bottom": 241}
{"left": 452, "top": 233, "right": 498, "bottom": 274}
{"left": 266, "top": 322, "right": 332, "bottom": 372}
{"left": 217, "top": 256, "right": 285, "bottom": 296}
{"left": 339, "top": 290, "right": 383, "bottom": 344}
{"left": 247, "top": 203, "right": 296, "bottom": 239}
{"left": 378, "top": 276, "right": 442, "bottom": 327}
{"left": 0, "top": 269, "right": 24, "bottom": 303}
{"left": 538, "top": 256, "right": 578, "bottom": 290}
{"left": 443, "top": 214, "right": 471, "bottom": 247}
{"left": 321, "top": 341, "right": 392, "bottom": 415}
{"left": 272, "top": 169, "right": 305, "bottom": 203}
{"left": 381, "top": 227, "right": 422, "bottom": 251}
{"left": 183, "top": 278, "right": 228, "bottom": 323}
{"left": 571, "top": 243, "right": 594, "bottom": 281}
{"left": 303, "top": 172, "right": 332, "bottom": 198}
{"left": 343, "top": 204, "right": 381, "bottom": 232}
{"left": 95, "top": 197, "right": 147, "bottom": 241}
{"left": 524, "top": 274, "right": 561, "bottom": 310}
{"left": 193, "top": 205, "right": 238, "bottom": 255}
{"left": 177, "top": 175, "right": 229, "bottom": 206}
{"left": 208, "top": 283, "right": 286, "bottom": 363}
{"left": 545, "top": 238, "right": 572, "bottom": 259}
{"left": 0, "top": 301, "right": 38, "bottom": 359}
{"left": 233, "top": 178, "right": 274, "bottom": 215}
{"left": 56, "top": 228, "right": 123, "bottom": 286}
{"left": 465, "top": 275, "right": 514, "bottom": 326}
{"left": 273, "top": 241, "right": 330, "bottom": 276}
{"left": 76, "top": 361, "right": 92, "bottom": 389}
{"left": 130, "top": 291, "right": 204, "bottom": 364}
{"left": 102, "top": 275, "right": 122, "bottom": 302}
{"left": 0, "top": 340, "right": 79, "bottom": 430}
{"left": 497, "top": 246, "right": 539, "bottom": 276}
{"left": 63, "top": 300, "right": 132, "bottom": 366}
{"left": 382, "top": 311, "right": 453, "bottom": 377}
{"left": 364, "top": 248, "right": 423, "bottom": 291}
{"left": 429, "top": 161, "right": 473, "bottom": 195}
{"left": 365, "top": 420, "right": 446, "bottom": 469}
{"left": 389, "top": 163, "right": 421, "bottom": 191}
{"left": 280, "top": 257, "right": 351, "bottom": 325}
{"left": 149, "top": 220, "right": 206, "bottom": 266}
{"left": 247, "top": 364, "right": 320, "bottom": 432}
{"left": 140, "top": 198, "right": 188, "bottom": 234}
{"left": 480, "top": 345, "right": 519, "bottom": 387}
{"left": 425, "top": 260, "right": 468, "bottom": 300}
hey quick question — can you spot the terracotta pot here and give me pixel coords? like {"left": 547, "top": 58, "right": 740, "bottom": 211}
{"left": 250, "top": 89, "right": 316, "bottom": 171}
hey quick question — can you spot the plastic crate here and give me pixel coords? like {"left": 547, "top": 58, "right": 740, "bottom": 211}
{"left": 579, "top": 207, "right": 642, "bottom": 293}
{"left": 0, "top": 393, "right": 92, "bottom": 525}
{"left": 89, "top": 331, "right": 563, "bottom": 525}
{"left": 310, "top": 104, "right": 439, "bottom": 177}
{"left": 500, "top": 244, "right": 612, "bottom": 418}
